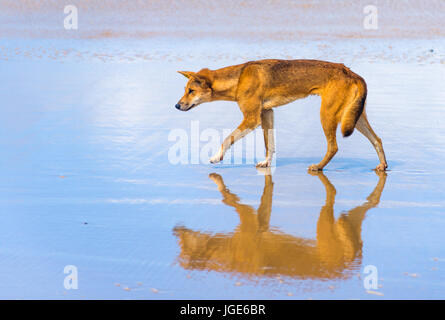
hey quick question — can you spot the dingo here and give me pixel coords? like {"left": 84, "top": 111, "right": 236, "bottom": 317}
{"left": 175, "top": 59, "right": 387, "bottom": 171}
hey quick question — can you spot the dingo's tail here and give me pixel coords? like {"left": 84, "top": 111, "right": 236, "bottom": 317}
{"left": 341, "top": 79, "right": 367, "bottom": 137}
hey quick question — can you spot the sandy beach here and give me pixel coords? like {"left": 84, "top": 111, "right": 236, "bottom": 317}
{"left": 0, "top": 1, "right": 444, "bottom": 299}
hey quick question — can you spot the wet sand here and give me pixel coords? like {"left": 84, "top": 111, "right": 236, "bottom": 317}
{"left": 1, "top": 0, "right": 444, "bottom": 40}
{"left": 0, "top": 1, "right": 444, "bottom": 299}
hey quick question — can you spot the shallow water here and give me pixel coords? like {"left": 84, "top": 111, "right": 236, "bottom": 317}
{"left": 0, "top": 51, "right": 444, "bottom": 299}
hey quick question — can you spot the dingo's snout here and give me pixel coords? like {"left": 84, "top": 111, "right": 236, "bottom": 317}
{"left": 175, "top": 101, "right": 195, "bottom": 111}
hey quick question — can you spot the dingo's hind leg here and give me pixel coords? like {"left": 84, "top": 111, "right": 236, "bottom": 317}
{"left": 309, "top": 104, "right": 339, "bottom": 171}
{"left": 355, "top": 112, "right": 388, "bottom": 171}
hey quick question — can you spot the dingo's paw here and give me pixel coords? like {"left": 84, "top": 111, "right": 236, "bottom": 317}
{"left": 209, "top": 154, "right": 223, "bottom": 164}
{"left": 256, "top": 159, "right": 271, "bottom": 168}
{"left": 308, "top": 164, "right": 322, "bottom": 172}
{"left": 375, "top": 163, "right": 388, "bottom": 171}
{"left": 256, "top": 167, "right": 272, "bottom": 176}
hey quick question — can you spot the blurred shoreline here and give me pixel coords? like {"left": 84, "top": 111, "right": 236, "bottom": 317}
{"left": 1, "top": 1, "right": 444, "bottom": 65}
{"left": 1, "top": 0, "right": 444, "bottom": 40}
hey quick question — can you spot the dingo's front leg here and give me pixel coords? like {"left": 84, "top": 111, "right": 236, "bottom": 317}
{"left": 210, "top": 118, "right": 259, "bottom": 164}
{"left": 256, "top": 109, "right": 274, "bottom": 168}
{"left": 211, "top": 74, "right": 263, "bottom": 165}
{"left": 209, "top": 151, "right": 224, "bottom": 164}
{"left": 256, "top": 159, "right": 271, "bottom": 168}
{"left": 210, "top": 148, "right": 224, "bottom": 163}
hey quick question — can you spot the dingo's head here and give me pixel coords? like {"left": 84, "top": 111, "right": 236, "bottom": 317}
{"left": 175, "top": 70, "right": 212, "bottom": 111}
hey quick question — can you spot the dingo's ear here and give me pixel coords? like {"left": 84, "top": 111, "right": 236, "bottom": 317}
{"left": 178, "top": 70, "right": 212, "bottom": 88}
{"left": 178, "top": 71, "right": 195, "bottom": 79}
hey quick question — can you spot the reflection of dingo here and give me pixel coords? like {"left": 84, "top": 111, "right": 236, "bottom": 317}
{"left": 173, "top": 171, "right": 387, "bottom": 279}
{"left": 175, "top": 59, "right": 387, "bottom": 171}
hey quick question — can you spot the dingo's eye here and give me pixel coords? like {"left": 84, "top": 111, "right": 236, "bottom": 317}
{"left": 188, "top": 88, "right": 194, "bottom": 94}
